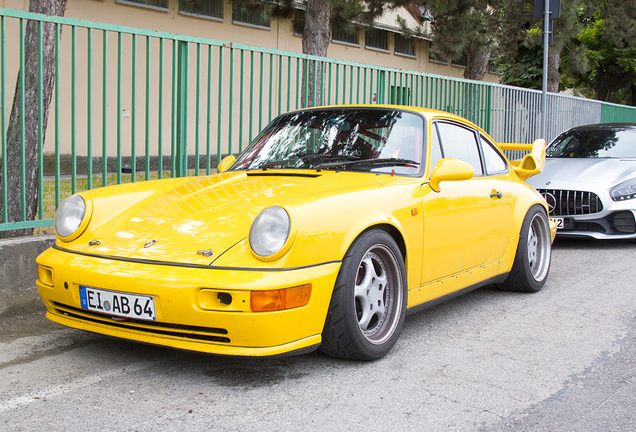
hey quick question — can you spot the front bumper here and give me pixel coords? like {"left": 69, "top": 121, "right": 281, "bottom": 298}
{"left": 36, "top": 247, "right": 340, "bottom": 357}
{"left": 551, "top": 209, "right": 636, "bottom": 239}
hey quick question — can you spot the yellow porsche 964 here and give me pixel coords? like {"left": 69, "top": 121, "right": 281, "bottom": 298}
{"left": 37, "top": 105, "right": 556, "bottom": 360}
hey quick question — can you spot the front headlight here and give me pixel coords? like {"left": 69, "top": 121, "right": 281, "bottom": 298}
{"left": 249, "top": 206, "right": 291, "bottom": 258}
{"left": 610, "top": 178, "right": 636, "bottom": 201}
{"left": 54, "top": 195, "right": 87, "bottom": 240}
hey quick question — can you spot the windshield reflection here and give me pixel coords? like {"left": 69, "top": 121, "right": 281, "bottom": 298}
{"left": 547, "top": 126, "right": 636, "bottom": 158}
{"left": 232, "top": 108, "right": 426, "bottom": 176}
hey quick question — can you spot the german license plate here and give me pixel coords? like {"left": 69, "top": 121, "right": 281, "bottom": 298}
{"left": 79, "top": 286, "right": 156, "bottom": 321}
{"left": 551, "top": 217, "right": 564, "bottom": 229}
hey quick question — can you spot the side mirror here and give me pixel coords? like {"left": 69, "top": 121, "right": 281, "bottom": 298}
{"left": 217, "top": 155, "right": 236, "bottom": 173}
{"left": 429, "top": 158, "right": 475, "bottom": 192}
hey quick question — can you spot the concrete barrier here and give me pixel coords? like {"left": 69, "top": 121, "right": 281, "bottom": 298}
{"left": 0, "top": 235, "right": 55, "bottom": 316}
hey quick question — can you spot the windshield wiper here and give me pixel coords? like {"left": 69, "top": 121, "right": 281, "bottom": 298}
{"left": 300, "top": 154, "right": 360, "bottom": 165}
{"left": 315, "top": 158, "right": 420, "bottom": 170}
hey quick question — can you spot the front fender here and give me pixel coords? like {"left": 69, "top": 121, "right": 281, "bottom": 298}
{"left": 213, "top": 182, "right": 423, "bottom": 277}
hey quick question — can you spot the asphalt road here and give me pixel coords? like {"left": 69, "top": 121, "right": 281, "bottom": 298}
{"left": 1, "top": 239, "right": 635, "bottom": 432}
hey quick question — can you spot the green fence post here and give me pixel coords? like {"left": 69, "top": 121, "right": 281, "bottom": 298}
{"left": 86, "top": 28, "right": 93, "bottom": 190}
{"left": 176, "top": 40, "right": 188, "bottom": 178}
{"left": 0, "top": 16, "right": 7, "bottom": 223}
{"left": 144, "top": 35, "right": 151, "bottom": 180}
{"left": 101, "top": 30, "right": 108, "bottom": 186}
{"left": 37, "top": 21, "right": 44, "bottom": 219}
{"left": 376, "top": 70, "right": 385, "bottom": 104}
{"left": 483, "top": 84, "right": 493, "bottom": 134}
{"left": 195, "top": 43, "right": 201, "bottom": 176}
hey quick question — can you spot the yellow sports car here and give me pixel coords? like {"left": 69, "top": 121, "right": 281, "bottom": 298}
{"left": 37, "top": 105, "right": 555, "bottom": 360}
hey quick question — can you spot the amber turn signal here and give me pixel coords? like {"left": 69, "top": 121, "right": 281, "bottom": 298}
{"left": 38, "top": 265, "right": 54, "bottom": 287}
{"left": 250, "top": 284, "right": 312, "bottom": 312}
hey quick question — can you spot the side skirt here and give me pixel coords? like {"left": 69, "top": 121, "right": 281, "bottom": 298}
{"left": 406, "top": 273, "right": 509, "bottom": 316}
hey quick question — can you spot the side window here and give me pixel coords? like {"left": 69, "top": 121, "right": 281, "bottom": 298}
{"left": 429, "top": 123, "right": 443, "bottom": 175}
{"left": 480, "top": 136, "right": 508, "bottom": 174}
{"left": 436, "top": 122, "right": 483, "bottom": 175}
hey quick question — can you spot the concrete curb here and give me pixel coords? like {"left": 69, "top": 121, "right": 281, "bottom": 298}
{"left": 0, "top": 235, "right": 55, "bottom": 316}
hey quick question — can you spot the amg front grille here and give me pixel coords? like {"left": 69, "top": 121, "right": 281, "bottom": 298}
{"left": 52, "top": 302, "right": 231, "bottom": 343}
{"left": 537, "top": 189, "right": 603, "bottom": 216}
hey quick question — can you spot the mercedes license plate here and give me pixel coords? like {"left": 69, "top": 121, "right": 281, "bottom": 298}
{"left": 551, "top": 217, "right": 564, "bottom": 229}
{"left": 79, "top": 286, "right": 156, "bottom": 321}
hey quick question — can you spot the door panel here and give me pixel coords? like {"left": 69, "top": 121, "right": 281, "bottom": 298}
{"left": 420, "top": 178, "right": 504, "bottom": 284}
{"left": 420, "top": 120, "right": 505, "bottom": 285}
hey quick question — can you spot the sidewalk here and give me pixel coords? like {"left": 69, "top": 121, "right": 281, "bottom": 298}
{"left": 0, "top": 235, "right": 55, "bottom": 316}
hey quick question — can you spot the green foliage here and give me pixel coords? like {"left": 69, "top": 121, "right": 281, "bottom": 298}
{"left": 496, "top": 0, "right": 635, "bottom": 105}
{"left": 560, "top": 2, "right": 636, "bottom": 104}
{"left": 413, "top": 1, "right": 505, "bottom": 80}
{"left": 417, "top": 0, "right": 498, "bottom": 61}
{"left": 497, "top": 43, "right": 543, "bottom": 89}
{"left": 266, "top": 0, "right": 413, "bottom": 36}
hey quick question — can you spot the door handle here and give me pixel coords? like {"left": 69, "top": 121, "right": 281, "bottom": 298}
{"left": 490, "top": 190, "right": 503, "bottom": 199}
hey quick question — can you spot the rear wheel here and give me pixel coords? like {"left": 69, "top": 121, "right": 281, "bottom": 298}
{"left": 499, "top": 205, "right": 552, "bottom": 292}
{"left": 320, "top": 230, "right": 407, "bottom": 361}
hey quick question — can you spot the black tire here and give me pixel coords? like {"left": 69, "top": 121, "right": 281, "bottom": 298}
{"left": 320, "top": 230, "right": 407, "bottom": 361}
{"left": 499, "top": 205, "right": 552, "bottom": 292}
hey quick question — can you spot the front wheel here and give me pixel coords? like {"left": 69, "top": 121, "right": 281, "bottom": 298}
{"left": 499, "top": 205, "right": 552, "bottom": 292}
{"left": 320, "top": 230, "right": 407, "bottom": 361}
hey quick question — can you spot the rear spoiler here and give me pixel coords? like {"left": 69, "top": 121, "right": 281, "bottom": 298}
{"left": 497, "top": 139, "right": 546, "bottom": 181}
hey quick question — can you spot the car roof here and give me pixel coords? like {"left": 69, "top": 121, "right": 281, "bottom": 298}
{"left": 279, "top": 104, "right": 496, "bottom": 142}
{"left": 564, "top": 123, "right": 636, "bottom": 132}
{"left": 288, "top": 104, "right": 484, "bottom": 127}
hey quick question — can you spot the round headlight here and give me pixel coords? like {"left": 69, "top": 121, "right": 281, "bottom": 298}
{"left": 249, "top": 206, "right": 291, "bottom": 258}
{"left": 54, "top": 195, "right": 86, "bottom": 239}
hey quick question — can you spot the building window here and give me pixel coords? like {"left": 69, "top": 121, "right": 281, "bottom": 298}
{"left": 292, "top": 9, "right": 304, "bottom": 37}
{"left": 394, "top": 35, "right": 414, "bottom": 56}
{"left": 488, "top": 61, "right": 500, "bottom": 74}
{"left": 332, "top": 26, "right": 359, "bottom": 45}
{"left": 179, "top": 0, "right": 223, "bottom": 19}
{"left": 451, "top": 52, "right": 468, "bottom": 67}
{"left": 118, "top": 0, "right": 168, "bottom": 8}
{"left": 428, "top": 43, "right": 447, "bottom": 63}
{"left": 365, "top": 28, "right": 388, "bottom": 51}
{"left": 233, "top": 3, "right": 270, "bottom": 28}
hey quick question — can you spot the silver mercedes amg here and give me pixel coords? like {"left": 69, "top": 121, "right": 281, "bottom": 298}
{"left": 528, "top": 123, "right": 636, "bottom": 239}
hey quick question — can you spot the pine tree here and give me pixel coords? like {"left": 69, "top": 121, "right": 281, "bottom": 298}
{"left": 414, "top": 0, "right": 500, "bottom": 81}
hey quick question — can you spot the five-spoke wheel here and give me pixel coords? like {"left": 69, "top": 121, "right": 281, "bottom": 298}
{"left": 320, "top": 230, "right": 406, "bottom": 360}
{"left": 499, "top": 205, "right": 552, "bottom": 292}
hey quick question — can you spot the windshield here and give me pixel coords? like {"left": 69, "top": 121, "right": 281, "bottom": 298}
{"left": 231, "top": 108, "right": 425, "bottom": 176}
{"left": 547, "top": 126, "right": 636, "bottom": 158}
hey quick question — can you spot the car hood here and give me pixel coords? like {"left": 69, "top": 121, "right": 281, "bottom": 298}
{"left": 65, "top": 171, "right": 385, "bottom": 266}
{"left": 528, "top": 158, "right": 636, "bottom": 189}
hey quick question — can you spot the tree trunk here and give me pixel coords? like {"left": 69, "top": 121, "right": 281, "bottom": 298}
{"left": 462, "top": 44, "right": 491, "bottom": 123}
{"left": 547, "top": 48, "right": 561, "bottom": 93}
{"left": 0, "top": 0, "right": 67, "bottom": 238}
{"left": 301, "top": 0, "right": 331, "bottom": 107}
{"left": 463, "top": 44, "right": 491, "bottom": 81}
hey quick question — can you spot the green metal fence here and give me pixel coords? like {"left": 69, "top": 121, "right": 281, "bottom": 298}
{"left": 1, "top": 8, "right": 635, "bottom": 234}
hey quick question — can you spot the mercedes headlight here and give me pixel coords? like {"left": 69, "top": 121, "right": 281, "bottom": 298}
{"left": 249, "top": 206, "right": 291, "bottom": 258}
{"left": 610, "top": 178, "right": 636, "bottom": 201}
{"left": 54, "top": 195, "right": 87, "bottom": 240}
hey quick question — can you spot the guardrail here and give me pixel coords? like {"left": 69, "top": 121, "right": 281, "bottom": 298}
{"left": 1, "top": 8, "right": 635, "bottom": 234}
